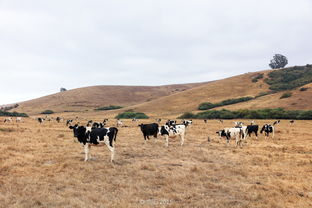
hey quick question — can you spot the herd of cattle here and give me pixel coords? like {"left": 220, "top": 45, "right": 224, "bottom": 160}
{"left": 1, "top": 115, "right": 296, "bottom": 163}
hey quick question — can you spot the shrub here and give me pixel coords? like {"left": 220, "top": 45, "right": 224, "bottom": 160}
{"left": 252, "top": 73, "right": 264, "bottom": 82}
{"left": 265, "top": 65, "right": 312, "bottom": 91}
{"left": 280, "top": 92, "right": 292, "bottom": 99}
{"left": 178, "top": 108, "right": 312, "bottom": 120}
{"left": 198, "top": 97, "right": 254, "bottom": 110}
{"left": 300, "top": 87, "right": 309, "bottom": 91}
{"left": 41, "top": 110, "right": 54, "bottom": 114}
{"left": 95, "top": 105, "right": 123, "bottom": 111}
{"left": 255, "top": 91, "right": 275, "bottom": 98}
{"left": 115, "top": 111, "right": 149, "bottom": 119}
{"left": 0, "top": 110, "right": 28, "bottom": 117}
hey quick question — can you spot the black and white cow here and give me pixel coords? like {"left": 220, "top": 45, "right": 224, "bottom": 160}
{"left": 260, "top": 124, "right": 274, "bottom": 139}
{"left": 273, "top": 120, "right": 280, "bottom": 125}
{"left": 66, "top": 119, "right": 73, "bottom": 126}
{"left": 166, "top": 120, "right": 176, "bottom": 126}
{"left": 138, "top": 123, "right": 159, "bottom": 143}
{"left": 4, "top": 117, "right": 12, "bottom": 123}
{"left": 69, "top": 125, "right": 118, "bottom": 162}
{"left": 246, "top": 125, "right": 259, "bottom": 139}
{"left": 159, "top": 124, "right": 186, "bottom": 146}
{"left": 289, "top": 120, "right": 295, "bottom": 125}
{"left": 181, "top": 120, "right": 193, "bottom": 127}
{"left": 37, "top": 117, "right": 45, "bottom": 124}
{"left": 216, "top": 127, "right": 244, "bottom": 147}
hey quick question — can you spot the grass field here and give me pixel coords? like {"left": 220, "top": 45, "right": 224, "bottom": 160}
{"left": 1, "top": 117, "right": 312, "bottom": 207}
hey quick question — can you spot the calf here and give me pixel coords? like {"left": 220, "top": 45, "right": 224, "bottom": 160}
{"left": 69, "top": 125, "right": 118, "bottom": 162}
{"left": 260, "top": 124, "right": 274, "bottom": 139}
{"left": 216, "top": 128, "right": 244, "bottom": 147}
{"left": 138, "top": 123, "right": 159, "bottom": 143}
{"left": 159, "top": 124, "right": 186, "bottom": 146}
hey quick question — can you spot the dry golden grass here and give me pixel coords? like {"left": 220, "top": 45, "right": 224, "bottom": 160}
{"left": 1, "top": 116, "right": 312, "bottom": 208}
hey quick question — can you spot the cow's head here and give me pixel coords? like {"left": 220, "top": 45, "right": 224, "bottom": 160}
{"left": 216, "top": 129, "right": 226, "bottom": 138}
{"left": 69, "top": 124, "right": 79, "bottom": 137}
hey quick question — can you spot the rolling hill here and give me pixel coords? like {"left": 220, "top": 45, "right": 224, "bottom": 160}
{"left": 12, "top": 65, "right": 312, "bottom": 117}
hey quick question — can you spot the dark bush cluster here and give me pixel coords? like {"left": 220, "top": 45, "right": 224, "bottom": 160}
{"left": 265, "top": 65, "right": 312, "bottom": 91}
{"left": 0, "top": 110, "right": 28, "bottom": 117}
{"left": 300, "top": 87, "right": 309, "bottom": 91}
{"left": 41, "top": 110, "right": 54, "bottom": 114}
{"left": 115, "top": 111, "right": 149, "bottom": 119}
{"left": 252, "top": 73, "right": 264, "bottom": 82}
{"left": 179, "top": 108, "right": 312, "bottom": 120}
{"left": 280, "top": 92, "right": 292, "bottom": 99}
{"left": 198, "top": 97, "right": 254, "bottom": 110}
{"left": 95, "top": 105, "right": 123, "bottom": 111}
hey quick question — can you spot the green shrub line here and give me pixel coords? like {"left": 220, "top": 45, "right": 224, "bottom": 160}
{"left": 41, "top": 110, "right": 54, "bottom": 114}
{"left": 0, "top": 110, "right": 28, "bottom": 117}
{"left": 280, "top": 92, "right": 292, "bottom": 99}
{"left": 179, "top": 108, "right": 312, "bottom": 120}
{"left": 198, "top": 96, "right": 254, "bottom": 110}
{"left": 115, "top": 111, "right": 149, "bottom": 119}
{"left": 95, "top": 105, "right": 123, "bottom": 111}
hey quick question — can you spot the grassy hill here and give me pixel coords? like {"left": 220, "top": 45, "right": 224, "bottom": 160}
{"left": 13, "top": 65, "right": 312, "bottom": 117}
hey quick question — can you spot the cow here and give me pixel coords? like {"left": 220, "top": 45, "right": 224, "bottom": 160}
{"left": 37, "top": 117, "right": 45, "bottom": 124}
{"left": 92, "top": 122, "right": 104, "bottom": 128}
{"left": 218, "top": 119, "right": 223, "bottom": 124}
{"left": 246, "top": 125, "right": 259, "bottom": 139}
{"left": 16, "top": 117, "right": 22, "bottom": 122}
{"left": 116, "top": 119, "right": 123, "bottom": 127}
{"left": 181, "top": 120, "right": 192, "bottom": 127}
{"left": 56, "top": 117, "right": 62, "bottom": 123}
{"left": 132, "top": 118, "right": 137, "bottom": 122}
{"left": 66, "top": 119, "right": 73, "bottom": 126}
{"left": 156, "top": 118, "right": 161, "bottom": 123}
{"left": 69, "top": 125, "right": 118, "bottom": 162}
{"left": 260, "top": 124, "right": 274, "bottom": 139}
{"left": 289, "top": 120, "right": 295, "bottom": 125}
{"left": 4, "top": 117, "right": 12, "bottom": 123}
{"left": 166, "top": 120, "right": 176, "bottom": 126}
{"left": 159, "top": 124, "right": 186, "bottom": 147}
{"left": 216, "top": 127, "right": 244, "bottom": 147}
{"left": 204, "top": 119, "right": 207, "bottom": 123}
{"left": 138, "top": 123, "right": 159, "bottom": 143}
{"left": 273, "top": 120, "right": 280, "bottom": 125}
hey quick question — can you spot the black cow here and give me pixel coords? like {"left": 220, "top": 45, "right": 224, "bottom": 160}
{"left": 246, "top": 125, "right": 259, "bottom": 139}
{"left": 69, "top": 125, "right": 118, "bottom": 162}
{"left": 138, "top": 123, "right": 159, "bottom": 143}
{"left": 260, "top": 124, "right": 274, "bottom": 139}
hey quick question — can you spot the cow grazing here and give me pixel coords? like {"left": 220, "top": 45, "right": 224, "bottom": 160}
{"left": 56, "top": 117, "right": 62, "bottom": 123}
{"left": 69, "top": 125, "right": 118, "bottom": 162}
{"left": 204, "top": 119, "right": 207, "bottom": 123}
{"left": 37, "top": 118, "right": 45, "bottom": 124}
{"left": 216, "top": 128, "right": 244, "bottom": 147}
{"left": 138, "top": 123, "right": 159, "bottom": 143}
{"left": 260, "top": 124, "right": 274, "bottom": 139}
{"left": 290, "top": 120, "right": 295, "bottom": 125}
{"left": 66, "top": 119, "right": 73, "bottom": 126}
{"left": 246, "top": 125, "right": 259, "bottom": 139}
{"left": 159, "top": 124, "right": 186, "bottom": 146}
{"left": 273, "top": 120, "right": 280, "bottom": 125}
{"left": 4, "top": 117, "right": 12, "bottom": 123}
{"left": 16, "top": 117, "right": 22, "bottom": 122}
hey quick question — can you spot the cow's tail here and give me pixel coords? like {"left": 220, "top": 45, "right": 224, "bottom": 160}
{"left": 114, "top": 128, "right": 118, "bottom": 142}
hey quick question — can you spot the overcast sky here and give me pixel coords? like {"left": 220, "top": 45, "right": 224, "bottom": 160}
{"left": 0, "top": 0, "right": 311, "bottom": 104}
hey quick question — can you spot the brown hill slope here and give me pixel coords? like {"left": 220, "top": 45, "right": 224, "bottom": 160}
{"left": 15, "top": 83, "right": 207, "bottom": 115}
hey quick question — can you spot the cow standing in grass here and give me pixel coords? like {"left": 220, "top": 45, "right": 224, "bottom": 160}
{"left": 260, "top": 124, "right": 275, "bottom": 139}
{"left": 159, "top": 124, "right": 186, "bottom": 147}
{"left": 216, "top": 128, "right": 244, "bottom": 147}
{"left": 139, "top": 123, "right": 159, "bottom": 143}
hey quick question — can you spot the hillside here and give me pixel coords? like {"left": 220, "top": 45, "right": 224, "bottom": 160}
{"left": 13, "top": 65, "right": 312, "bottom": 117}
{"left": 14, "top": 83, "right": 207, "bottom": 115}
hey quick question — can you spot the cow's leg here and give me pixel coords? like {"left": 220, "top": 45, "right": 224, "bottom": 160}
{"left": 272, "top": 131, "right": 275, "bottom": 139}
{"left": 255, "top": 132, "right": 258, "bottom": 139}
{"left": 226, "top": 136, "right": 230, "bottom": 146}
{"left": 144, "top": 135, "right": 147, "bottom": 144}
{"left": 180, "top": 134, "right": 184, "bottom": 146}
{"left": 104, "top": 137, "right": 115, "bottom": 162}
{"left": 164, "top": 135, "right": 169, "bottom": 147}
{"left": 84, "top": 144, "right": 90, "bottom": 161}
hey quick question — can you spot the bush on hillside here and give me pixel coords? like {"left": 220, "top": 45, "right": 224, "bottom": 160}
{"left": 280, "top": 92, "right": 292, "bottom": 99}
{"left": 41, "top": 110, "right": 54, "bottom": 114}
{"left": 252, "top": 73, "right": 264, "bottom": 82}
{"left": 299, "top": 87, "right": 309, "bottom": 91}
{"left": 115, "top": 111, "right": 149, "bottom": 119}
{"left": 198, "top": 97, "right": 254, "bottom": 110}
{"left": 95, "top": 105, "right": 123, "bottom": 111}
{"left": 0, "top": 110, "right": 28, "bottom": 117}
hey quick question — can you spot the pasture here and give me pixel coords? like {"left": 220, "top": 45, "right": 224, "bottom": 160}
{"left": 1, "top": 117, "right": 312, "bottom": 208}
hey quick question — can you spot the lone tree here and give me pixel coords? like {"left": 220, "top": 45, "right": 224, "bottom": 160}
{"left": 269, "top": 54, "right": 288, "bottom": 69}
{"left": 60, "top": 87, "right": 67, "bottom": 92}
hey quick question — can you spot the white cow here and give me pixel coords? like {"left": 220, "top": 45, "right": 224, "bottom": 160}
{"left": 159, "top": 124, "right": 186, "bottom": 146}
{"left": 216, "top": 127, "right": 244, "bottom": 147}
